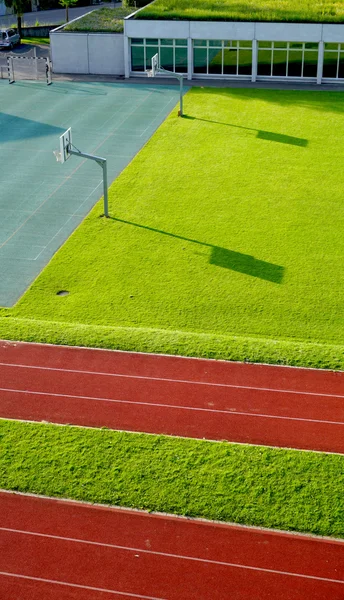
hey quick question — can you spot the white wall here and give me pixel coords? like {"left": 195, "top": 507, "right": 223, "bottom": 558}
{"left": 50, "top": 30, "right": 124, "bottom": 75}
{"left": 0, "top": 1, "right": 8, "bottom": 16}
{"left": 88, "top": 34, "right": 124, "bottom": 75}
{"left": 125, "top": 18, "right": 344, "bottom": 43}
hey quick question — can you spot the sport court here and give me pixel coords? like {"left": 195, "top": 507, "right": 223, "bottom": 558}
{"left": 0, "top": 80, "right": 180, "bottom": 307}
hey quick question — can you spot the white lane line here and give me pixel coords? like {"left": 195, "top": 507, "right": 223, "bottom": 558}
{"left": 0, "top": 362, "right": 343, "bottom": 399}
{"left": 1, "top": 528, "right": 344, "bottom": 585}
{"left": 0, "top": 571, "right": 166, "bottom": 599}
{"left": 1, "top": 387, "right": 343, "bottom": 425}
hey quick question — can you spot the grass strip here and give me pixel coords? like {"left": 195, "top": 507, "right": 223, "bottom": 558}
{"left": 64, "top": 7, "right": 132, "bottom": 32}
{"left": 21, "top": 37, "right": 50, "bottom": 45}
{"left": 137, "top": 0, "right": 344, "bottom": 23}
{"left": 0, "top": 317, "right": 343, "bottom": 370}
{"left": 1, "top": 420, "right": 344, "bottom": 538}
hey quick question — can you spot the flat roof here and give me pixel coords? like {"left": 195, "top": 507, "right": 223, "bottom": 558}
{"left": 135, "top": 0, "right": 344, "bottom": 23}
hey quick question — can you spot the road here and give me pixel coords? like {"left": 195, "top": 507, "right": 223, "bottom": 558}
{"left": 0, "top": 2, "right": 119, "bottom": 27}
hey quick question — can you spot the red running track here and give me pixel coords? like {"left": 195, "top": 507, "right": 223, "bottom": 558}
{"left": 0, "top": 340, "right": 344, "bottom": 453}
{"left": 1, "top": 491, "right": 344, "bottom": 600}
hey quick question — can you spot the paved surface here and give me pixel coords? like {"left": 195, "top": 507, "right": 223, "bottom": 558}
{"left": 0, "top": 3, "right": 119, "bottom": 27}
{"left": 1, "top": 341, "right": 343, "bottom": 453}
{"left": 0, "top": 80, "right": 180, "bottom": 307}
{"left": 0, "top": 43, "right": 50, "bottom": 81}
{"left": 1, "top": 489, "right": 344, "bottom": 599}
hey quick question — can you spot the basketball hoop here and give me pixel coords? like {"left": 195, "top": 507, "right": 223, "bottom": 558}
{"left": 145, "top": 52, "right": 184, "bottom": 116}
{"left": 53, "top": 150, "right": 63, "bottom": 163}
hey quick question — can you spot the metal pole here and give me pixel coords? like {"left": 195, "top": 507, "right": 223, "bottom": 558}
{"left": 69, "top": 148, "right": 109, "bottom": 217}
{"left": 156, "top": 66, "right": 184, "bottom": 117}
{"left": 34, "top": 47, "right": 38, "bottom": 80}
{"left": 102, "top": 159, "right": 109, "bottom": 218}
{"left": 179, "top": 76, "right": 183, "bottom": 117}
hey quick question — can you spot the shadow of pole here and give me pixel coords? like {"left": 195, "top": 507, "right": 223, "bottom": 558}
{"left": 112, "top": 217, "right": 284, "bottom": 284}
{"left": 183, "top": 115, "right": 308, "bottom": 147}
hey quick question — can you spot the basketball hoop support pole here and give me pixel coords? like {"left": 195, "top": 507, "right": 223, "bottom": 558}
{"left": 69, "top": 147, "right": 109, "bottom": 217}
{"left": 156, "top": 68, "right": 184, "bottom": 116}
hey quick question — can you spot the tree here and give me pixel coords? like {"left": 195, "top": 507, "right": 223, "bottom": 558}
{"left": 59, "top": 0, "right": 78, "bottom": 23}
{"left": 4, "top": 0, "right": 28, "bottom": 37}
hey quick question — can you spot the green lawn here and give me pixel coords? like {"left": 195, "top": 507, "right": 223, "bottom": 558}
{"left": 137, "top": 0, "right": 344, "bottom": 23}
{"left": 0, "top": 88, "right": 343, "bottom": 369}
{"left": 21, "top": 37, "right": 50, "bottom": 45}
{"left": 2, "top": 419, "right": 344, "bottom": 537}
{"left": 64, "top": 7, "right": 132, "bottom": 32}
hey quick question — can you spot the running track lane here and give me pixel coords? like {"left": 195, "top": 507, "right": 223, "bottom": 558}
{"left": 1, "top": 491, "right": 344, "bottom": 600}
{"left": 0, "top": 341, "right": 343, "bottom": 453}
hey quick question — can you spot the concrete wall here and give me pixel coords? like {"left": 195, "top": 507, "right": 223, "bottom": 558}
{"left": 125, "top": 18, "right": 344, "bottom": 43}
{"left": 50, "top": 29, "right": 124, "bottom": 75}
{"left": 22, "top": 25, "right": 56, "bottom": 37}
{"left": 0, "top": 1, "right": 7, "bottom": 17}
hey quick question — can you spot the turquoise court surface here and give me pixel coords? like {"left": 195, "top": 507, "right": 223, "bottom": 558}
{"left": 0, "top": 80, "right": 180, "bottom": 307}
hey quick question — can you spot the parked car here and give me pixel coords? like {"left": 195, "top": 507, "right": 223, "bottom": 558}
{"left": 0, "top": 28, "right": 21, "bottom": 50}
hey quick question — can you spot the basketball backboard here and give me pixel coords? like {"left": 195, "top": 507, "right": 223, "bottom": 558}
{"left": 54, "top": 128, "right": 72, "bottom": 163}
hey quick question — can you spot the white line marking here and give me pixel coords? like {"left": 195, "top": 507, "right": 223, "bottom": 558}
{"left": 0, "top": 571, "right": 166, "bottom": 599}
{"left": 0, "top": 362, "right": 342, "bottom": 398}
{"left": 1, "top": 529, "right": 344, "bottom": 585}
{"left": 0, "top": 387, "right": 343, "bottom": 425}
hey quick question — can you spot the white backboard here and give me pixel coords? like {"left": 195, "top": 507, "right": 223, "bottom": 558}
{"left": 59, "top": 128, "right": 72, "bottom": 163}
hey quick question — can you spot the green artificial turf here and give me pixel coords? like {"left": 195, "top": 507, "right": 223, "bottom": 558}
{"left": 1, "top": 88, "right": 343, "bottom": 369}
{"left": 1, "top": 420, "right": 344, "bottom": 537}
{"left": 136, "top": 0, "right": 344, "bottom": 23}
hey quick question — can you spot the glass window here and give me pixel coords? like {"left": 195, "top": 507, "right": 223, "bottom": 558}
{"left": 324, "top": 43, "right": 339, "bottom": 51}
{"left": 131, "top": 46, "right": 145, "bottom": 71}
{"left": 193, "top": 48, "right": 207, "bottom": 73}
{"left": 224, "top": 40, "right": 238, "bottom": 49}
{"left": 238, "top": 48, "right": 252, "bottom": 75}
{"left": 146, "top": 38, "right": 159, "bottom": 46}
{"left": 258, "top": 41, "right": 272, "bottom": 49}
{"left": 338, "top": 54, "right": 344, "bottom": 78}
{"left": 208, "top": 47, "right": 222, "bottom": 74}
{"left": 160, "top": 38, "right": 173, "bottom": 46}
{"left": 239, "top": 40, "right": 252, "bottom": 48}
{"left": 272, "top": 50, "right": 287, "bottom": 76}
{"left": 287, "top": 50, "right": 303, "bottom": 77}
{"left": 175, "top": 39, "right": 187, "bottom": 46}
{"left": 257, "top": 49, "right": 272, "bottom": 75}
{"left": 305, "top": 42, "right": 318, "bottom": 49}
{"left": 146, "top": 45, "right": 159, "bottom": 69}
{"left": 323, "top": 52, "right": 338, "bottom": 78}
{"left": 223, "top": 46, "right": 238, "bottom": 75}
{"left": 194, "top": 39, "right": 207, "bottom": 47}
{"left": 209, "top": 40, "right": 222, "bottom": 47}
{"left": 175, "top": 47, "right": 188, "bottom": 73}
{"left": 131, "top": 38, "right": 143, "bottom": 45}
{"left": 303, "top": 50, "right": 318, "bottom": 77}
{"left": 273, "top": 41, "right": 288, "bottom": 49}
{"left": 160, "top": 47, "right": 174, "bottom": 71}
{"left": 289, "top": 42, "right": 303, "bottom": 49}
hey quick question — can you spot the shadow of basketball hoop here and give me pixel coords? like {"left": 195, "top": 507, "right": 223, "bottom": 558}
{"left": 111, "top": 217, "right": 285, "bottom": 284}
